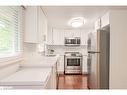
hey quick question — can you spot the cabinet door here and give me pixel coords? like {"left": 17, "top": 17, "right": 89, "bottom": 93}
{"left": 82, "top": 55, "right": 88, "bottom": 73}
{"left": 80, "top": 30, "right": 88, "bottom": 45}
{"left": 59, "top": 30, "right": 64, "bottom": 45}
{"left": 53, "top": 29, "right": 59, "bottom": 45}
{"left": 24, "top": 6, "right": 38, "bottom": 43}
{"left": 101, "top": 12, "right": 109, "bottom": 28}
{"left": 38, "top": 7, "right": 43, "bottom": 43}
{"left": 64, "top": 30, "right": 73, "bottom": 38}
{"left": 73, "top": 30, "right": 81, "bottom": 37}
{"left": 57, "top": 56, "right": 64, "bottom": 73}
{"left": 64, "top": 29, "right": 81, "bottom": 38}
{"left": 51, "top": 65, "right": 57, "bottom": 89}
{"left": 47, "top": 26, "right": 53, "bottom": 45}
{"left": 95, "top": 18, "right": 101, "bottom": 30}
{"left": 24, "top": 7, "right": 47, "bottom": 43}
{"left": 37, "top": 7, "right": 48, "bottom": 43}
{"left": 53, "top": 29, "right": 64, "bottom": 45}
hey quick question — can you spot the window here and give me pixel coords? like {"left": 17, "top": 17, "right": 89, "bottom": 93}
{"left": 0, "top": 6, "right": 22, "bottom": 58}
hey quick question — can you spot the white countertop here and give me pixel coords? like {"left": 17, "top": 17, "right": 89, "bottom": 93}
{"left": 21, "top": 55, "right": 59, "bottom": 68}
{"left": 0, "top": 68, "right": 52, "bottom": 86}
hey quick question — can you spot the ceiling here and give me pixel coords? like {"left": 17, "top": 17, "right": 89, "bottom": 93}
{"left": 41, "top": 6, "right": 127, "bottom": 29}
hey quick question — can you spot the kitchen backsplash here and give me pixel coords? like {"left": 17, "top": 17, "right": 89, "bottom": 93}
{"left": 23, "top": 43, "right": 88, "bottom": 63}
{"left": 46, "top": 45, "right": 87, "bottom": 56}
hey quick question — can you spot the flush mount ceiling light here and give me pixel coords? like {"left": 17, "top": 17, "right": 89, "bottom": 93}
{"left": 68, "top": 17, "right": 85, "bottom": 28}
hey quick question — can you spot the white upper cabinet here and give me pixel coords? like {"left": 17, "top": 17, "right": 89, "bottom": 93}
{"left": 64, "top": 30, "right": 81, "bottom": 38}
{"left": 52, "top": 29, "right": 64, "bottom": 45}
{"left": 94, "top": 12, "right": 110, "bottom": 30}
{"left": 47, "top": 28, "right": 65, "bottom": 45}
{"left": 73, "top": 30, "right": 81, "bottom": 37}
{"left": 24, "top": 6, "right": 47, "bottom": 43}
{"left": 47, "top": 26, "right": 53, "bottom": 45}
{"left": 101, "top": 12, "right": 109, "bottom": 28}
{"left": 64, "top": 30, "right": 73, "bottom": 38}
{"left": 94, "top": 18, "right": 101, "bottom": 30}
{"left": 47, "top": 28, "right": 88, "bottom": 45}
{"left": 38, "top": 7, "right": 47, "bottom": 42}
{"left": 80, "top": 30, "right": 88, "bottom": 45}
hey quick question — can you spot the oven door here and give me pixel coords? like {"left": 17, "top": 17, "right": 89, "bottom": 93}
{"left": 65, "top": 56, "right": 82, "bottom": 74}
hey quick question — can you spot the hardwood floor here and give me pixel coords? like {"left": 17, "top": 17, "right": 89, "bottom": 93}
{"left": 57, "top": 74, "right": 88, "bottom": 89}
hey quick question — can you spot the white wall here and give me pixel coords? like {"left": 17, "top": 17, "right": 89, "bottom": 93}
{"left": 46, "top": 45, "right": 87, "bottom": 55}
{"left": 22, "top": 43, "right": 43, "bottom": 65}
{"left": 110, "top": 10, "right": 127, "bottom": 89}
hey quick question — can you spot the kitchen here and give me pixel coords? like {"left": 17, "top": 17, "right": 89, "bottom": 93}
{"left": 0, "top": 6, "right": 127, "bottom": 89}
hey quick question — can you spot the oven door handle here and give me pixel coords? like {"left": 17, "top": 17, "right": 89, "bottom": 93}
{"left": 65, "top": 56, "right": 82, "bottom": 59}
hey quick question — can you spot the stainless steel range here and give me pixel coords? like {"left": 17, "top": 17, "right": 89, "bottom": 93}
{"left": 64, "top": 52, "right": 82, "bottom": 74}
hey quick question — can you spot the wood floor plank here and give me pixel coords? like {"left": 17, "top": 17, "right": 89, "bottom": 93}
{"left": 58, "top": 74, "right": 88, "bottom": 89}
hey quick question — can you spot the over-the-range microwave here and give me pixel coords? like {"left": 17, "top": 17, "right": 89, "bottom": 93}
{"left": 64, "top": 37, "right": 81, "bottom": 46}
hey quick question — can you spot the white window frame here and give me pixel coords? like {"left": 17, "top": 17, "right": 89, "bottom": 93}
{"left": 0, "top": 6, "right": 23, "bottom": 64}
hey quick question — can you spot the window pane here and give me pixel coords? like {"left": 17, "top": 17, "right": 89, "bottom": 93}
{"left": 0, "top": 6, "right": 21, "bottom": 57}
{"left": 0, "top": 17, "right": 13, "bottom": 54}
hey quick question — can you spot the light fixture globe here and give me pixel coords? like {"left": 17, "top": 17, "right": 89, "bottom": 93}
{"left": 68, "top": 17, "right": 85, "bottom": 28}
{"left": 71, "top": 20, "right": 83, "bottom": 28}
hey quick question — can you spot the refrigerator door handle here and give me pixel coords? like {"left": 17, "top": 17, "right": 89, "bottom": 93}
{"left": 88, "top": 51, "right": 100, "bottom": 54}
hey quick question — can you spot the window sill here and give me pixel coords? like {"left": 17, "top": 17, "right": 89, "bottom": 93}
{"left": 0, "top": 52, "right": 23, "bottom": 68}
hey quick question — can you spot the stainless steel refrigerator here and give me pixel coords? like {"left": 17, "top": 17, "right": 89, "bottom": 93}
{"left": 87, "top": 26, "right": 110, "bottom": 89}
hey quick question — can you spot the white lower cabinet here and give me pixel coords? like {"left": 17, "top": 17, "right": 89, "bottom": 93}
{"left": 46, "top": 64, "right": 57, "bottom": 89}
{"left": 51, "top": 64, "right": 57, "bottom": 89}
{"left": 82, "top": 55, "right": 88, "bottom": 74}
{"left": 45, "top": 74, "right": 52, "bottom": 89}
{"left": 57, "top": 56, "right": 64, "bottom": 74}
